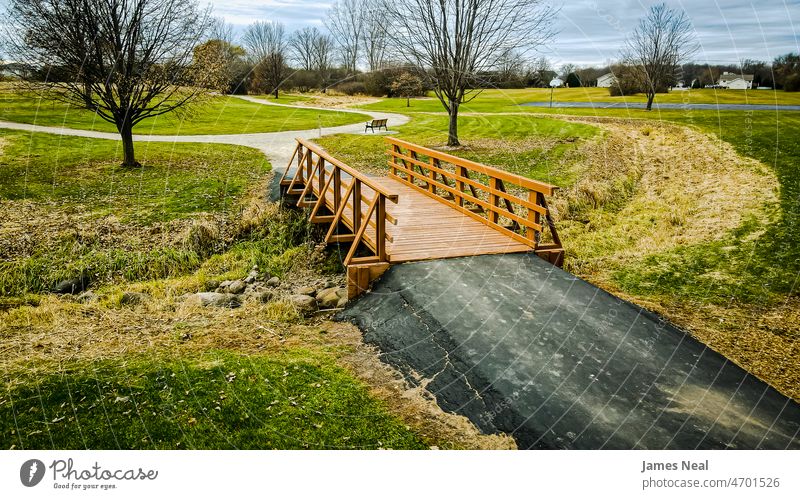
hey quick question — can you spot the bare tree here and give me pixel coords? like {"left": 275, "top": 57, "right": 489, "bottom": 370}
{"left": 244, "top": 21, "right": 288, "bottom": 98}
{"left": 622, "top": 3, "right": 698, "bottom": 110}
{"left": 383, "top": 0, "right": 557, "bottom": 146}
{"left": 312, "top": 33, "right": 336, "bottom": 92}
{"left": 363, "top": 0, "right": 388, "bottom": 72}
{"left": 5, "top": 0, "right": 213, "bottom": 167}
{"left": 290, "top": 26, "right": 321, "bottom": 71}
{"left": 326, "top": 0, "right": 365, "bottom": 74}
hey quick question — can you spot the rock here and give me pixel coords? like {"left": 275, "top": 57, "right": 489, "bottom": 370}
{"left": 251, "top": 290, "right": 275, "bottom": 303}
{"left": 76, "top": 291, "right": 98, "bottom": 303}
{"left": 193, "top": 292, "right": 241, "bottom": 308}
{"left": 204, "top": 280, "right": 220, "bottom": 292}
{"left": 217, "top": 280, "right": 232, "bottom": 292}
{"left": 316, "top": 287, "right": 347, "bottom": 309}
{"left": 290, "top": 294, "right": 317, "bottom": 314}
{"left": 244, "top": 269, "right": 260, "bottom": 284}
{"left": 296, "top": 286, "right": 316, "bottom": 297}
{"left": 52, "top": 277, "right": 89, "bottom": 295}
{"left": 228, "top": 280, "right": 247, "bottom": 294}
{"left": 267, "top": 277, "right": 280, "bottom": 287}
{"left": 120, "top": 291, "right": 149, "bottom": 306}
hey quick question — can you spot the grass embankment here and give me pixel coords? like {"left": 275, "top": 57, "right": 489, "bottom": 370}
{"left": 1, "top": 130, "right": 507, "bottom": 449}
{"left": 355, "top": 87, "right": 800, "bottom": 114}
{"left": 317, "top": 101, "right": 799, "bottom": 400}
{"left": 0, "top": 90, "right": 367, "bottom": 135}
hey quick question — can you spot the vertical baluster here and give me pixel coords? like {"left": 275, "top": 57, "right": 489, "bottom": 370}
{"left": 376, "top": 195, "right": 386, "bottom": 261}
{"left": 528, "top": 191, "right": 540, "bottom": 247}
{"left": 333, "top": 167, "right": 341, "bottom": 212}
{"left": 318, "top": 158, "right": 325, "bottom": 198}
{"left": 488, "top": 178, "right": 499, "bottom": 224}
{"left": 352, "top": 179, "right": 361, "bottom": 233}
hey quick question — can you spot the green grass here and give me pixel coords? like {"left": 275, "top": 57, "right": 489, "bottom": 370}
{"left": 357, "top": 88, "right": 800, "bottom": 114}
{"left": 0, "top": 91, "right": 368, "bottom": 135}
{"left": 1, "top": 350, "right": 425, "bottom": 449}
{"left": 317, "top": 113, "right": 599, "bottom": 187}
{"left": 0, "top": 130, "right": 269, "bottom": 223}
{"left": 247, "top": 93, "right": 314, "bottom": 105}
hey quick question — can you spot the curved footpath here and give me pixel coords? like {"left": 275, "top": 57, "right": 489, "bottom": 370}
{"left": 0, "top": 95, "right": 409, "bottom": 173}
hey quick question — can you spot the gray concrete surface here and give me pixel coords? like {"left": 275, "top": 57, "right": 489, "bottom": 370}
{"left": 339, "top": 254, "right": 800, "bottom": 449}
{"left": 521, "top": 101, "right": 800, "bottom": 111}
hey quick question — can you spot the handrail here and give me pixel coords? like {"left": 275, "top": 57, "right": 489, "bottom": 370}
{"left": 385, "top": 137, "right": 562, "bottom": 250}
{"left": 386, "top": 137, "right": 558, "bottom": 196}
{"left": 281, "top": 138, "right": 398, "bottom": 266}
{"left": 295, "top": 137, "right": 399, "bottom": 201}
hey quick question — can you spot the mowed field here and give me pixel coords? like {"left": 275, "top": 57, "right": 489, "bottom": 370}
{"left": 0, "top": 88, "right": 368, "bottom": 135}
{"left": 354, "top": 87, "right": 800, "bottom": 113}
{"left": 317, "top": 87, "right": 800, "bottom": 401}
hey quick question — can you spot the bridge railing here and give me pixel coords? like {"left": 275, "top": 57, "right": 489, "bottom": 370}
{"left": 281, "top": 138, "right": 398, "bottom": 266}
{"left": 385, "top": 137, "right": 562, "bottom": 263}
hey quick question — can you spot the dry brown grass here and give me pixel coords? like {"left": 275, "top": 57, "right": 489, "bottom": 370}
{"left": 538, "top": 116, "right": 778, "bottom": 279}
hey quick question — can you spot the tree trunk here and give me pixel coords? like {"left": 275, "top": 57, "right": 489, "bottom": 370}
{"left": 119, "top": 121, "right": 138, "bottom": 167}
{"left": 646, "top": 92, "right": 655, "bottom": 111}
{"left": 274, "top": 88, "right": 279, "bottom": 99}
{"left": 447, "top": 99, "right": 460, "bottom": 146}
{"left": 406, "top": 97, "right": 410, "bottom": 107}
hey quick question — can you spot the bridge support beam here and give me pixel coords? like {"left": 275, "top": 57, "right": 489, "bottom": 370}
{"left": 347, "top": 262, "right": 391, "bottom": 299}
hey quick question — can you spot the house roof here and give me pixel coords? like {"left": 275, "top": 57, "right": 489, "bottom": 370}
{"left": 719, "top": 73, "right": 754, "bottom": 82}
{"left": 597, "top": 73, "right": 614, "bottom": 80}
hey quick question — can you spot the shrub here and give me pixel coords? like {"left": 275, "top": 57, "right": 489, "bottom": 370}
{"left": 784, "top": 74, "right": 800, "bottom": 92}
{"left": 335, "top": 81, "right": 367, "bottom": 96}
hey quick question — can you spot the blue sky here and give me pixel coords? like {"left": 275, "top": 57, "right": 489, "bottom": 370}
{"left": 209, "top": 0, "right": 800, "bottom": 66}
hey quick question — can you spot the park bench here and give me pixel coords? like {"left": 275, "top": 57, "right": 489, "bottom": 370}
{"left": 365, "top": 118, "right": 388, "bottom": 133}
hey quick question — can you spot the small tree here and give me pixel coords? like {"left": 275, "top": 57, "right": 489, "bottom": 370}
{"left": 193, "top": 39, "right": 248, "bottom": 94}
{"left": 622, "top": 3, "right": 698, "bottom": 110}
{"left": 5, "top": 0, "right": 214, "bottom": 167}
{"left": 244, "top": 22, "right": 288, "bottom": 99}
{"left": 383, "top": 0, "right": 556, "bottom": 146}
{"left": 390, "top": 72, "right": 425, "bottom": 106}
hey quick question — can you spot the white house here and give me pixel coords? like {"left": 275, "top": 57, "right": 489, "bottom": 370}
{"left": 717, "top": 72, "right": 754, "bottom": 89}
{"left": 596, "top": 72, "right": 615, "bottom": 88}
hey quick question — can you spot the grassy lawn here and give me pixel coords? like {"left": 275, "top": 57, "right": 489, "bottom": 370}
{"left": 0, "top": 90, "right": 367, "bottom": 135}
{"left": 357, "top": 88, "right": 800, "bottom": 114}
{"left": 0, "top": 130, "right": 269, "bottom": 223}
{"left": 317, "top": 113, "right": 599, "bottom": 187}
{"left": 1, "top": 350, "right": 424, "bottom": 449}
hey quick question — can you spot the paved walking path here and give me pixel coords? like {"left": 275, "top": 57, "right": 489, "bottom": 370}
{"left": 0, "top": 96, "right": 409, "bottom": 172}
{"left": 339, "top": 254, "right": 800, "bottom": 449}
{"left": 521, "top": 101, "right": 800, "bottom": 111}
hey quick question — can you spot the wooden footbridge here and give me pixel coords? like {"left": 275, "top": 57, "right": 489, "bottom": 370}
{"left": 279, "top": 137, "right": 564, "bottom": 298}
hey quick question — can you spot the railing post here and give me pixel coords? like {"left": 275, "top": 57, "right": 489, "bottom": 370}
{"left": 296, "top": 144, "right": 304, "bottom": 183}
{"left": 428, "top": 158, "right": 436, "bottom": 195}
{"left": 352, "top": 179, "right": 362, "bottom": 233}
{"left": 488, "top": 177, "right": 499, "bottom": 224}
{"left": 377, "top": 194, "right": 386, "bottom": 261}
{"left": 333, "top": 167, "right": 341, "bottom": 212}
{"left": 529, "top": 191, "right": 540, "bottom": 247}
{"left": 306, "top": 149, "right": 313, "bottom": 180}
{"left": 318, "top": 158, "right": 326, "bottom": 198}
{"left": 455, "top": 166, "right": 465, "bottom": 207}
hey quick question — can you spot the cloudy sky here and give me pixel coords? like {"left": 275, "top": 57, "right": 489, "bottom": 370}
{"left": 210, "top": 0, "right": 799, "bottom": 67}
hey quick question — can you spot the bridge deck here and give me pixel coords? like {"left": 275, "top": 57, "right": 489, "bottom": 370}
{"left": 344, "top": 176, "right": 532, "bottom": 263}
